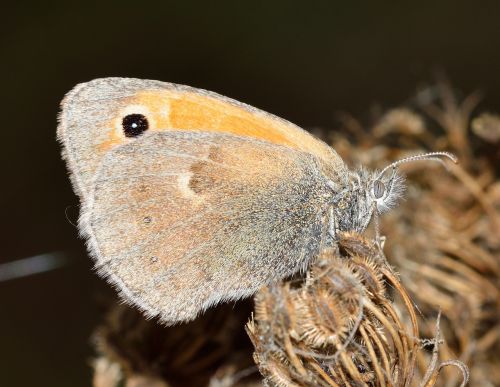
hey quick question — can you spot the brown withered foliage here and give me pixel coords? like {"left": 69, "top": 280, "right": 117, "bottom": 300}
{"left": 92, "top": 300, "right": 260, "bottom": 387}
{"left": 91, "top": 80, "right": 498, "bottom": 386}
{"left": 328, "top": 80, "right": 499, "bottom": 386}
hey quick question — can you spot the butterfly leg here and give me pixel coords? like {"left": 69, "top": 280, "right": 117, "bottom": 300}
{"left": 328, "top": 206, "right": 337, "bottom": 241}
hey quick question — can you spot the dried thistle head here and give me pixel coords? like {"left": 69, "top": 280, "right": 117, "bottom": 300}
{"left": 247, "top": 233, "right": 426, "bottom": 386}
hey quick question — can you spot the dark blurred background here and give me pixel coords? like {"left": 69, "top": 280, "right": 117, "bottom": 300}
{"left": 1, "top": 1, "right": 499, "bottom": 385}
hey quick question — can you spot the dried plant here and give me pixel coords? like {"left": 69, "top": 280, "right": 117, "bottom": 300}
{"left": 91, "top": 80, "right": 498, "bottom": 386}
{"left": 248, "top": 233, "right": 414, "bottom": 386}
{"left": 91, "top": 301, "right": 259, "bottom": 387}
{"left": 247, "top": 233, "right": 469, "bottom": 386}
{"left": 327, "top": 78, "right": 499, "bottom": 386}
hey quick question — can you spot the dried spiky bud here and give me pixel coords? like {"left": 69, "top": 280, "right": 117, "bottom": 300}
{"left": 247, "top": 233, "right": 424, "bottom": 386}
{"left": 293, "top": 284, "right": 351, "bottom": 348}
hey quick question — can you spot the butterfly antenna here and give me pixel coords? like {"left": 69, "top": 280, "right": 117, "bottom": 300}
{"left": 377, "top": 151, "right": 458, "bottom": 179}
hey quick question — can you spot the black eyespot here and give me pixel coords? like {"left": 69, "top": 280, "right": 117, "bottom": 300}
{"left": 373, "top": 180, "right": 385, "bottom": 199}
{"left": 122, "top": 114, "right": 149, "bottom": 137}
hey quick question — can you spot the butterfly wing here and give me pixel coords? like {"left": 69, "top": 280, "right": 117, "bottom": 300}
{"left": 82, "top": 131, "right": 332, "bottom": 323}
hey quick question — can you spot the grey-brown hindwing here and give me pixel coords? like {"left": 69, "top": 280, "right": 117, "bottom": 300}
{"left": 81, "top": 130, "right": 333, "bottom": 323}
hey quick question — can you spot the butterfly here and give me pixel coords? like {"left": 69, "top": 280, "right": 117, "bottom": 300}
{"left": 58, "top": 78, "right": 456, "bottom": 324}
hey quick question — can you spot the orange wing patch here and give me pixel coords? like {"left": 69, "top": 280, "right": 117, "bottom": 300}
{"left": 98, "top": 88, "right": 334, "bottom": 164}
{"left": 168, "top": 92, "right": 294, "bottom": 147}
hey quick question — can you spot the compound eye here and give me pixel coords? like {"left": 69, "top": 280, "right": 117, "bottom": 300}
{"left": 122, "top": 114, "right": 149, "bottom": 138}
{"left": 373, "top": 180, "right": 385, "bottom": 199}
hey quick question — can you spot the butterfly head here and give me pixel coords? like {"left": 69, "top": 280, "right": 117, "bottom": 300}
{"left": 330, "top": 151, "right": 457, "bottom": 236}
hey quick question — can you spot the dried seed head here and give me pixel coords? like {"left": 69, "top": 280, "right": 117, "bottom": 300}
{"left": 293, "top": 287, "right": 350, "bottom": 348}
{"left": 247, "top": 233, "right": 419, "bottom": 386}
{"left": 348, "top": 255, "right": 386, "bottom": 299}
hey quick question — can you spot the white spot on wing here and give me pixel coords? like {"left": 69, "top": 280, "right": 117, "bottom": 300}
{"left": 177, "top": 172, "right": 204, "bottom": 203}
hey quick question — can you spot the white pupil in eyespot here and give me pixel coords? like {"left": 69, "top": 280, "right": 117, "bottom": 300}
{"left": 122, "top": 113, "right": 149, "bottom": 137}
